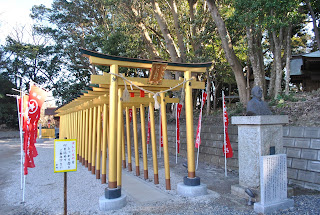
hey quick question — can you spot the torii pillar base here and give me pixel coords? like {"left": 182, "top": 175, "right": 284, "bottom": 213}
{"left": 99, "top": 188, "right": 127, "bottom": 211}
{"left": 177, "top": 177, "right": 207, "bottom": 197}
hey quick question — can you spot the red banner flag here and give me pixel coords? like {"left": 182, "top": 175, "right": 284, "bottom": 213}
{"left": 24, "top": 85, "right": 47, "bottom": 175}
{"left": 223, "top": 93, "right": 233, "bottom": 158}
{"left": 195, "top": 92, "right": 207, "bottom": 148}
{"left": 18, "top": 95, "right": 29, "bottom": 134}
{"left": 147, "top": 108, "right": 151, "bottom": 145}
{"left": 176, "top": 103, "right": 183, "bottom": 153}
{"left": 129, "top": 109, "right": 132, "bottom": 123}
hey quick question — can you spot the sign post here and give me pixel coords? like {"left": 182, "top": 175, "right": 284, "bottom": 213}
{"left": 54, "top": 139, "right": 77, "bottom": 215}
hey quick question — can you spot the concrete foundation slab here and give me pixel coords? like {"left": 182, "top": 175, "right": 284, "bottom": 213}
{"left": 254, "top": 198, "right": 294, "bottom": 214}
{"left": 231, "top": 184, "right": 294, "bottom": 202}
{"left": 177, "top": 182, "right": 207, "bottom": 197}
{"left": 99, "top": 194, "right": 127, "bottom": 211}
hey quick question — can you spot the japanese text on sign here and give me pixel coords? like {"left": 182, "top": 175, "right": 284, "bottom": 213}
{"left": 54, "top": 139, "right": 77, "bottom": 173}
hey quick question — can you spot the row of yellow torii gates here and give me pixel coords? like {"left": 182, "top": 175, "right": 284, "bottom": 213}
{"left": 56, "top": 49, "right": 212, "bottom": 199}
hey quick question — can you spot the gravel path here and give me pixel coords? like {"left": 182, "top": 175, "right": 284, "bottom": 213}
{"left": 1, "top": 138, "right": 320, "bottom": 215}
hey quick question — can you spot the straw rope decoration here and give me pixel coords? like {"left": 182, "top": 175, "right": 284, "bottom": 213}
{"left": 109, "top": 72, "right": 194, "bottom": 109}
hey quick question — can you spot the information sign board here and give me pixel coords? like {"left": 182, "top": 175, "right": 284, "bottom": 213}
{"left": 54, "top": 139, "right": 77, "bottom": 173}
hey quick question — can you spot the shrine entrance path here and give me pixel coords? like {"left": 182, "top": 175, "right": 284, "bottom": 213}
{"left": 122, "top": 171, "right": 170, "bottom": 203}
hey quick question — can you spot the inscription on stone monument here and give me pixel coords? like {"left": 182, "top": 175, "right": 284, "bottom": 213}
{"left": 260, "top": 154, "right": 287, "bottom": 204}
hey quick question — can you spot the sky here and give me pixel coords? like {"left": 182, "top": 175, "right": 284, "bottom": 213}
{"left": 0, "top": 0, "right": 53, "bottom": 45}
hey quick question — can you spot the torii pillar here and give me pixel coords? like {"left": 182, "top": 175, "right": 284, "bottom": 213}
{"left": 177, "top": 71, "right": 207, "bottom": 197}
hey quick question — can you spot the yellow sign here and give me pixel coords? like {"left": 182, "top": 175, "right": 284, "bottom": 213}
{"left": 54, "top": 139, "right": 77, "bottom": 173}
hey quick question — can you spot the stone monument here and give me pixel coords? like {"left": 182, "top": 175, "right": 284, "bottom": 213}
{"left": 254, "top": 154, "right": 294, "bottom": 213}
{"left": 231, "top": 86, "right": 291, "bottom": 208}
{"left": 246, "top": 86, "right": 272, "bottom": 116}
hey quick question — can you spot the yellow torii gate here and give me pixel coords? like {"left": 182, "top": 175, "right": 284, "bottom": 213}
{"left": 56, "top": 48, "right": 212, "bottom": 209}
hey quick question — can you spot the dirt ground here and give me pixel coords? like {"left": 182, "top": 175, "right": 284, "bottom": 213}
{"left": 270, "top": 89, "right": 320, "bottom": 127}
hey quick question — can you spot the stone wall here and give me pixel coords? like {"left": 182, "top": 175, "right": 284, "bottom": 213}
{"left": 163, "top": 123, "right": 320, "bottom": 191}
{"left": 283, "top": 126, "right": 320, "bottom": 190}
{"left": 166, "top": 123, "right": 239, "bottom": 170}
{"left": 0, "top": 131, "right": 20, "bottom": 139}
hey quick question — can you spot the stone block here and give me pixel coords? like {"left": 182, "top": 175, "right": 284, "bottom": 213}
{"left": 202, "top": 133, "right": 211, "bottom": 140}
{"left": 211, "top": 141, "right": 221, "bottom": 148}
{"left": 229, "top": 134, "right": 238, "bottom": 142}
{"left": 286, "top": 148, "right": 301, "bottom": 158}
{"left": 232, "top": 115, "right": 288, "bottom": 125}
{"left": 211, "top": 133, "right": 223, "bottom": 141}
{"left": 304, "top": 182, "right": 320, "bottom": 191}
{"left": 307, "top": 161, "right": 320, "bottom": 172}
{"left": 228, "top": 158, "right": 239, "bottom": 168}
{"left": 298, "top": 170, "right": 316, "bottom": 183}
{"left": 301, "top": 149, "right": 318, "bottom": 160}
{"left": 283, "top": 126, "right": 290, "bottom": 137}
{"left": 287, "top": 168, "right": 298, "bottom": 179}
{"left": 288, "top": 179, "right": 305, "bottom": 188}
{"left": 283, "top": 138, "right": 295, "bottom": 147}
{"left": 289, "top": 127, "right": 304, "bottom": 138}
{"left": 228, "top": 125, "right": 238, "bottom": 134}
{"left": 230, "top": 142, "right": 238, "bottom": 150}
{"left": 292, "top": 158, "right": 307, "bottom": 170}
{"left": 311, "top": 139, "right": 320, "bottom": 149}
{"left": 315, "top": 173, "right": 320, "bottom": 184}
{"left": 295, "top": 138, "right": 311, "bottom": 148}
{"left": 318, "top": 151, "right": 320, "bottom": 161}
{"left": 254, "top": 199, "right": 294, "bottom": 214}
{"left": 287, "top": 158, "right": 292, "bottom": 167}
{"left": 304, "top": 127, "right": 320, "bottom": 138}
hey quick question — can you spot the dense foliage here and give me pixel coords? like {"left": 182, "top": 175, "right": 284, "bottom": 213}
{"left": 0, "top": 0, "right": 319, "bottom": 113}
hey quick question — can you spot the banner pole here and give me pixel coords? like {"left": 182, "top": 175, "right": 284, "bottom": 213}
{"left": 223, "top": 91, "right": 227, "bottom": 177}
{"left": 64, "top": 172, "right": 67, "bottom": 215}
{"left": 196, "top": 146, "right": 199, "bottom": 170}
{"left": 22, "top": 175, "right": 26, "bottom": 202}
{"left": 176, "top": 104, "right": 178, "bottom": 164}
{"left": 16, "top": 93, "right": 23, "bottom": 190}
{"left": 158, "top": 107, "right": 161, "bottom": 158}
{"left": 147, "top": 107, "right": 149, "bottom": 155}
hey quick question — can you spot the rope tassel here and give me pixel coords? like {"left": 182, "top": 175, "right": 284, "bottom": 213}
{"left": 108, "top": 72, "right": 193, "bottom": 108}
{"left": 153, "top": 93, "right": 160, "bottom": 110}
{"left": 122, "top": 81, "right": 130, "bottom": 102}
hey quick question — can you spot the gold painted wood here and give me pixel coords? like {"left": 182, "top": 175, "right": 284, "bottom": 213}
{"left": 125, "top": 107, "right": 132, "bottom": 170}
{"left": 185, "top": 71, "right": 196, "bottom": 178}
{"left": 140, "top": 104, "right": 148, "bottom": 179}
{"left": 96, "top": 105, "right": 102, "bottom": 177}
{"left": 149, "top": 94, "right": 159, "bottom": 183}
{"left": 116, "top": 88, "right": 123, "bottom": 186}
{"left": 160, "top": 93, "right": 171, "bottom": 190}
{"left": 101, "top": 104, "right": 108, "bottom": 183}
{"left": 108, "top": 64, "right": 118, "bottom": 188}
{"left": 132, "top": 106, "right": 140, "bottom": 176}
{"left": 91, "top": 106, "right": 97, "bottom": 170}
{"left": 89, "top": 56, "right": 208, "bottom": 72}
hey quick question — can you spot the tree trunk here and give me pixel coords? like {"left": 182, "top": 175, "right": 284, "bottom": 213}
{"left": 206, "top": 0, "right": 248, "bottom": 106}
{"left": 213, "top": 81, "right": 221, "bottom": 111}
{"left": 170, "top": 0, "right": 187, "bottom": 62}
{"left": 268, "top": 63, "right": 276, "bottom": 97}
{"left": 151, "top": 0, "right": 180, "bottom": 62}
{"left": 189, "top": 0, "right": 201, "bottom": 57}
{"left": 130, "top": 6, "right": 160, "bottom": 59}
{"left": 285, "top": 25, "right": 292, "bottom": 95}
{"left": 306, "top": 0, "right": 320, "bottom": 50}
{"left": 272, "top": 28, "right": 284, "bottom": 99}
{"left": 246, "top": 26, "right": 265, "bottom": 97}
